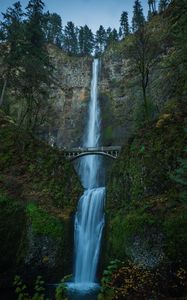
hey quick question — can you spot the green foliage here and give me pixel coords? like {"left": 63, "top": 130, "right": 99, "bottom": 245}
{"left": 103, "top": 126, "right": 113, "bottom": 144}
{"left": 43, "top": 12, "right": 62, "bottom": 47}
{"left": 106, "top": 106, "right": 186, "bottom": 272}
{"left": 78, "top": 25, "right": 94, "bottom": 55}
{"left": 120, "top": 11, "right": 130, "bottom": 38}
{"left": 14, "top": 276, "right": 68, "bottom": 300}
{"left": 172, "top": 143, "right": 187, "bottom": 202}
{"left": 55, "top": 278, "right": 68, "bottom": 300}
{"left": 0, "top": 112, "right": 81, "bottom": 211}
{"left": 134, "top": 98, "right": 157, "bottom": 128}
{"left": 101, "top": 260, "right": 121, "bottom": 287}
{"left": 14, "top": 275, "right": 47, "bottom": 300}
{"left": 62, "top": 21, "right": 79, "bottom": 55}
{"left": 0, "top": 1, "right": 24, "bottom": 97}
{"left": 0, "top": 113, "right": 81, "bottom": 283}
{"left": 158, "top": 0, "right": 169, "bottom": 12}
{"left": 163, "top": 209, "right": 187, "bottom": 265}
{"left": 95, "top": 25, "right": 107, "bottom": 55}
{"left": 132, "top": 0, "right": 145, "bottom": 32}
{"left": 148, "top": 0, "right": 157, "bottom": 15}
{"left": 0, "top": 0, "right": 52, "bottom": 131}
{"left": 106, "top": 29, "right": 118, "bottom": 47}
{"left": 0, "top": 192, "right": 26, "bottom": 270}
{"left": 14, "top": 275, "right": 30, "bottom": 300}
{"left": 107, "top": 208, "right": 157, "bottom": 262}
{"left": 26, "top": 203, "right": 64, "bottom": 239}
{"left": 98, "top": 260, "right": 121, "bottom": 300}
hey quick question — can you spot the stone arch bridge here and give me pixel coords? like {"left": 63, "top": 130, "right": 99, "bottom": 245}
{"left": 63, "top": 146, "right": 121, "bottom": 161}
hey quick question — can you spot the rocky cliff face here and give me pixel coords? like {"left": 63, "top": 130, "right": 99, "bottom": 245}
{"left": 99, "top": 42, "right": 173, "bottom": 146}
{"left": 45, "top": 45, "right": 92, "bottom": 147}
{"left": 99, "top": 50, "right": 135, "bottom": 146}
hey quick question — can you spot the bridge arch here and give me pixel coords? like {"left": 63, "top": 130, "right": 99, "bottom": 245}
{"left": 63, "top": 146, "right": 121, "bottom": 161}
{"left": 67, "top": 151, "right": 117, "bottom": 161}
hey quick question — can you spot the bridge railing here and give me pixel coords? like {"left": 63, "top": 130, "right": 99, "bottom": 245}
{"left": 62, "top": 146, "right": 121, "bottom": 153}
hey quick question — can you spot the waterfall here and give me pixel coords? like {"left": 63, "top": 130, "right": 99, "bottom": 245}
{"left": 68, "top": 59, "right": 105, "bottom": 292}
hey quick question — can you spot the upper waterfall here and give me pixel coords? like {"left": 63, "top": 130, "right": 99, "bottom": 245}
{"left": 77, "top": 59, "right": 103, "bottom": 189}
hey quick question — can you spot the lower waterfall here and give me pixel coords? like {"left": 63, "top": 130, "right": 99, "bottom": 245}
{"left": 68, "top": 58, "right": 105, "bottom": 296}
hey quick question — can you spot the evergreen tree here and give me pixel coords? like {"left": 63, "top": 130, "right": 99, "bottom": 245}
{"left": 118, "top": 27, "right": 123, "bottom": 40}
{"left": 78, "top": 25, "right": 94, "bottom": 55}
{"left": 0, "top": 1, "right": 24, "bottom": 106}
{"left": 25, "top": 0, "right": 45, "bottom": 47}
{"left": 63, "top": 21, "right": 78, "bottom": 55}
{"left": 95, "top": 25, "right": 106, "bottom": 55}
{"left": 106, "top": 27, "right": 112, "bottom": 37}
{"left": 147, "top": 9, "right": 152, "bottom": 21}
{"left": 158, "top": 0, "right": 169, "bottom": 12}
{"left": 132, "top": 0, "right": 145, "bottom": 32}
{"left": 22, "top": 0, "right": 51, "bottom": 129}
{"left": 120, "top": 11, "right": 130, "bottom": 38}
{"left": 43, "top": 12, "right": 62, "bottom": 47}
{"left": 148, "top": 0, "right": 157, "bottom": 14}
{"left": 107, "top": 28, "right": 119, "bottom": 46}
{"left": 78, "top": 26, "right": 84, "bottom": 54}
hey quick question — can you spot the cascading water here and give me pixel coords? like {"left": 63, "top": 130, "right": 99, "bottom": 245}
{"left": 68, "top": 59, "right": 105, "bottom": 295}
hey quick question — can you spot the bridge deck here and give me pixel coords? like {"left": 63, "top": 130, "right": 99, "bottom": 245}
{"left": 63, "top": 146, "right": 121, "bottom": 161}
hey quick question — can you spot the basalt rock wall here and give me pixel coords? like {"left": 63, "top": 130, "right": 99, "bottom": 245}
{"left": 46, "top": 45, "right": 92, "bottom": 148}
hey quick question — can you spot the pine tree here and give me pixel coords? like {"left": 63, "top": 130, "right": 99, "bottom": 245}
{"left": 22, "top": 0, "right": 51, "bottom": 129}
{"left": 107, "top": 28, "right": 119, "bottom": 46}
{"left": 118, "top": 27, "right": 123, "bottom": 40}
{"left": 78, "top": 26, "right": 84, "bottom": 54}
{"left": 147, "top": 9, "right": 152, "bottom": 21}
{"left": 132, "top": 0, "right": 145, "bottom": 32}
{"left": 43, "top": 12, "right": 62, "bottom": 47}
{"left": 63, "top": 21, "right": 78, "bottom": 55}
{"left": 78, "top": 25, "right": 94, "bottom": 55}
{"left": 120, "top": 11, "right": 130, "bottom": 38}
{"left": 106, "top": 27, "right": 112, "bottom": 37}
{"left": 158, "top": 0, "right": 169, "bottom": 12}
{"left": 25, "top": 0, "right": 45, "bottom": 47}
{"left": 95, "top": 25, "right": 106, "bottom": 55}
{"left": 148, "top": 0, "right": 157, "bottom": 14}
{"left": 0, "top": 1, "right": 24, "bottom": 105}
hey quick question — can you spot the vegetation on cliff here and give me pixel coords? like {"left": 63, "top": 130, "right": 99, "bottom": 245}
{"left": 0, "top": 109, "right": 82, "bottom": 287}
{"left": 101, "top": 104, "right": 187, "bottom": 299}
{"left": 100, "top": 1, "right": 187, "bottom": 298}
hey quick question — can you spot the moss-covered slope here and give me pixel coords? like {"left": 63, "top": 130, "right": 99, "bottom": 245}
{"left": 0, "top": 110, "right": 82, "bottom": 287}
{"left": 105, "top": 102, "right": 187, "bottom": 270}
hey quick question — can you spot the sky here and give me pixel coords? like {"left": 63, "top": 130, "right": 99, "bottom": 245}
{"left": 0, "top": 0, "right": 149, "bottom": 33}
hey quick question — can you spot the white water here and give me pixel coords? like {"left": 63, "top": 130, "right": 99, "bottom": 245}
{"left": 68, "top": 59, "right": 105, "bottom": 292}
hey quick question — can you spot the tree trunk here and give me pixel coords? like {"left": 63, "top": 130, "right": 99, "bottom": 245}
{"left": 142, "top": 74, "right": 149, "bottom": 122}
{"left": 0, "top": 78, "right": 7, "bottom": 106}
